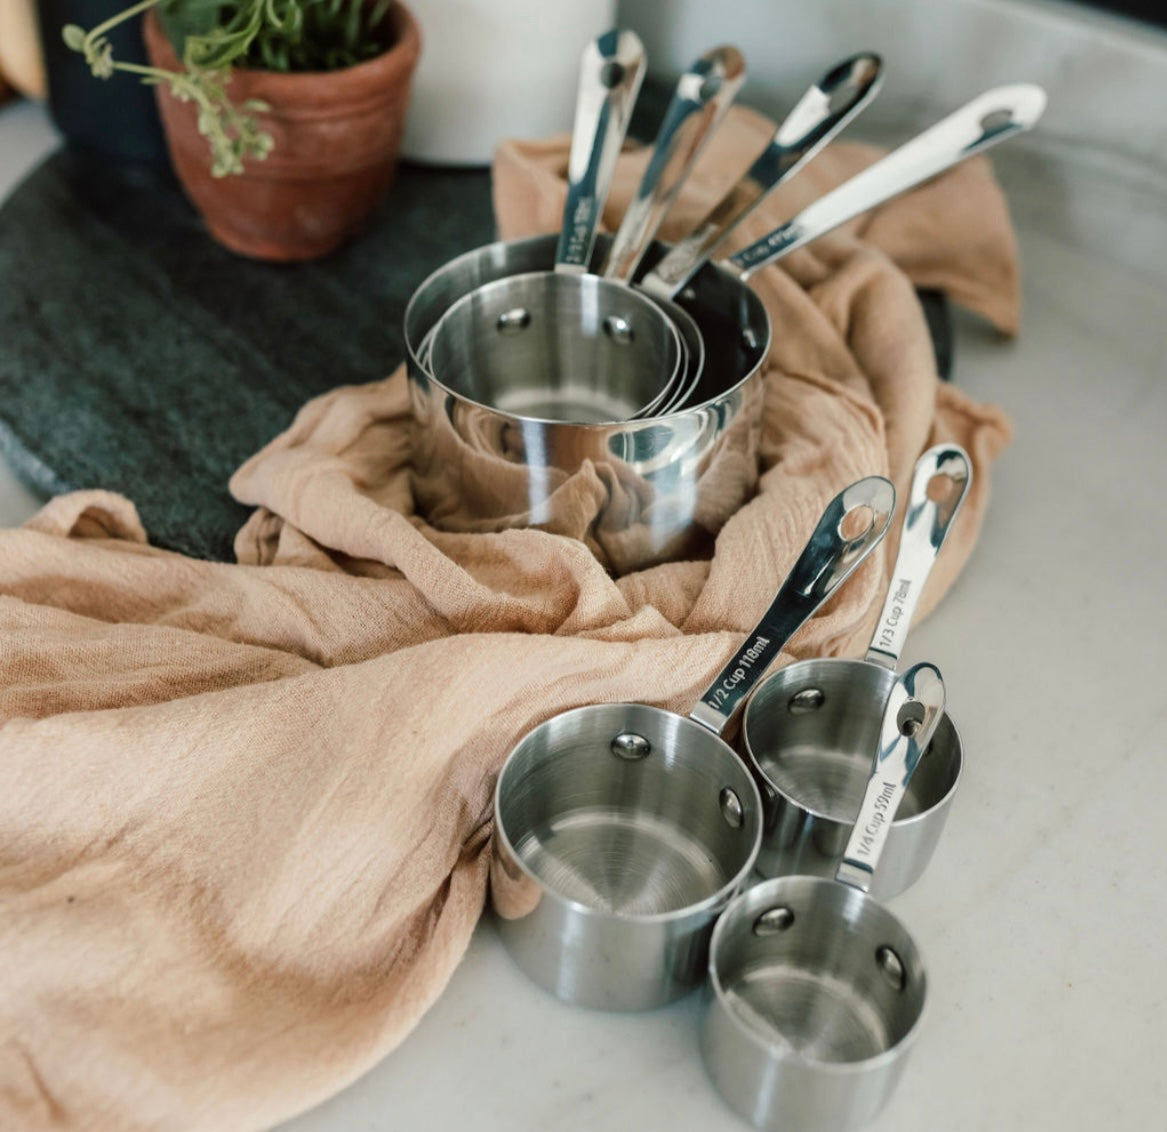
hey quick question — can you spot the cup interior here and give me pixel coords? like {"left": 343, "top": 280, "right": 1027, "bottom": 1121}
{"left": 406, "top": 234, "right": 770, "bottom": 418}
{"left": 495, "top": 703, "right": 763, "bottom": 918}
{"left": 429, "top": 272, "right": 681, "bottom": 423}
{"left": 744, "top": 659, "right": 962, "bottom": 824}
{"left": 708, "top": 875, "right": 926, "bottom": 1065}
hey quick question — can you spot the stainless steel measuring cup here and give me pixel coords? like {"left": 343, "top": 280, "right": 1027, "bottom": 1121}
{"left": 490, "top": 475, "right": 895, "bottom": 1011}
{"left": 701, "top": 662, "right": 945, "bottom": 1132}
{"left": 405, "top": 230, "right": 770, "bottom": 576}
{"left": 427, "top": 271, "right": 684, "bottom": 423}
{"left": 441, "top": 50, "right": 882, "bottom": 424}
{"left": 742, "top": 444, "right": 972, "bottom": 897}
{"left": 601, "top": 44, "right": 747, "bottom": 412}
{"left": 424, "top": 28, "right": 685, "bottom": 423}
{"left": 405, "top": 83, "right": 1042, "bottom": 568}
{"left": 430, "top": 39, "right": 745, "bottom": 424}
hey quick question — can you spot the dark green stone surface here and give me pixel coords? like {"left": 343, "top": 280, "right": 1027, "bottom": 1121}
{"left": 0, "top": 150, "right": 495, "bottom": 561}
{"left": 0, "top": 132, "right": 950, "bottom": 563}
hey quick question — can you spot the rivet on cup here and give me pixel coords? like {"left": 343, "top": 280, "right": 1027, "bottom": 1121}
{"left": 788, "top": 687, "right": 825, "bottom": 715}
{"left": 719, "top": 787, "right": 744, "bottom": 829}
{"left": 611, "top": 732, "right": 651, "bottom": 760}
{"left": 876, "top": 945, "right": 907, "bottom": 991}
{"left": 603, "top": 315, "right": 635, "bottom": 346}
{"left": 496, "top": 308, "right": 531, "bottom": 335}
{"left": 754, "top": 907, "right": 795, "bottom": 936}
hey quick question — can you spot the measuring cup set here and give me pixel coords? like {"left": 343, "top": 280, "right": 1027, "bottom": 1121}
{"left": 406, "top": 28, "right": 1045, "bottom": 573}
{"left": 489, "top": 445, "right": 973, "bottom": 1132}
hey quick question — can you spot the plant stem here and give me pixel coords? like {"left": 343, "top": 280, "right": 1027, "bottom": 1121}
{"left": 82, "top": 0, "right": 162, "bottom": 51}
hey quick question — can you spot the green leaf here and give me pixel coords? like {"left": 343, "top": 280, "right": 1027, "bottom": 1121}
{"left": 61, "top": 24, "right": 87, "bottom": 51}
{"left": 344, "top": 0, "right": 360, "bottom": 48}
{"left": 185, "top": 26, "right": 254, "bottom": 69}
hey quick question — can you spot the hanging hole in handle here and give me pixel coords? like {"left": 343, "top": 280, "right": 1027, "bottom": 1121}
{"left": 979, "top": 107, "right": 1015, "bottom": 136}
{"left": 826, "top": 55, "right": 880, "bottom": 111}
{"left": 838, "top": 503, "right": 875, "bottom": 543}
{"left": 926, "top": 472, "right": 958, "bottom": 503}
{"left": 897, "top": 699, "right": 927, "bottom": 738}
{"left": 698, "top": 73, "right": 723, "bottom": 102}
{"left": 754, "top": 907, "right": 795, "bottom": 936}
{"left": 601, "top": 61, "right": 626, "bottom": 89}
{"left": 876, "top": 945, "right": 907, "bottom": 991}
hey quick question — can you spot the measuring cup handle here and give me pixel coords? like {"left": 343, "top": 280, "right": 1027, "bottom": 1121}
{"left": 555, "top": 29, "right": 647, "bottom": 274}
{"left": 725, "top": 83, "right": 1047, "bottom": 281}
{"left": 601, "top": 45, "right": 746, "bottom": 284}
{"left": 689, "top": 475, "right": 895, "bottom": 736}
{"left": 836, "top": 662, "right": 947, "bottom": 892}
{"left": 640, "top": 52, "right": 883, "bottom": 300}
{"left": 865, "top": 444, "right": 972, "bottom": 669}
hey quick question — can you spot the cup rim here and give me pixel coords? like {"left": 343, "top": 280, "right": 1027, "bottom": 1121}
{"left": 493, "top": 702, "right": 765, "bottom": 926}
{"left": 705, "top": 873, "right": 929, "bottom": 1075}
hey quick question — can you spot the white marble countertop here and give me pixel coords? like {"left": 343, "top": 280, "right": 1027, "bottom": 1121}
{"left": 2, "top": 1, "right": 1165, "bottom": 1128}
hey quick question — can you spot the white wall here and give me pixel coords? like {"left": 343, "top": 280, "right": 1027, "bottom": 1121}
{"left": 614, "top": 0, "right": 1167, "bottom": 170}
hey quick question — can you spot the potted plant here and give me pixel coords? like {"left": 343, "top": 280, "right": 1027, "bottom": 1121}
{"left": 64, "top": 0, "right": 422, "bottom": 260}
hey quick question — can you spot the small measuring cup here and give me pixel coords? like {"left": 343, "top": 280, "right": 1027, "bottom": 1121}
{"left": 490, "top": 475, "right": 895, "bottom": 1011}
{"left": 430, "top": 40, "right": 743, "bottom": 423}
{"left": 701, "top": 662, "right": 945, "bottom": 1132}
{"left": 742, "top": 444, "right": 971, "bottom": 897}
{"left": 602, "top": 43, "right": 748, "bottom": 412}
{"left": 427, "top": 270, "right": 684, "bottom": 423}
{"left": 441, "top": 50, "right": 884, "bottom": 424}
{"left": 425, "top": 28, "right": 685, "bottom": 422}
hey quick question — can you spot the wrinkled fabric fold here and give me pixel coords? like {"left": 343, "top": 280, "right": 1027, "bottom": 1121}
{"left": 2, "top": 106, "right": 1013, "bottom": 1131}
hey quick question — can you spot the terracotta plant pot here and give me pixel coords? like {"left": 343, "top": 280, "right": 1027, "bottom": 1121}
{"left": 143, "top": 2, "right": 421, "bottom": 261}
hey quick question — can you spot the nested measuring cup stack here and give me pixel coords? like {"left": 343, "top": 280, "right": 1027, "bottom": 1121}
{"left": 419, "top": 41, "right": 891, "bottom": 425}
{"left": 407, "top": 25, "right": 1045, "bottom": 573}
{"left": 486, "top": 448, "right": 979, "bottom": 1131}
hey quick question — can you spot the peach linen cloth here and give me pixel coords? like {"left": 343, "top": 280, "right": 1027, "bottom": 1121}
{"left": 0, "top": 107, "right": 1015, "bottom": 1130}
